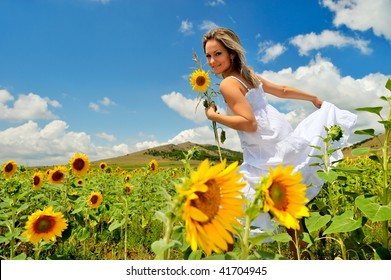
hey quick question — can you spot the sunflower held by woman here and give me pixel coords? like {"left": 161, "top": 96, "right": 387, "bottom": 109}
{"left": 177, "top": 159, "right": 246, "bottom": 255}
{"left": 23, "top": 206, "right": 68, "bottom": 245}
{"left": 261, "top": 164, "right": 309, "bottom": 230}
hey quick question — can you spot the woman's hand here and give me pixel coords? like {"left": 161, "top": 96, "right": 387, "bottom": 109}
{"left": 205, "top": 101, "right": 217, "bottom": 120}
{"left": 312, "top": 97, "right": 323, "bottom": 109}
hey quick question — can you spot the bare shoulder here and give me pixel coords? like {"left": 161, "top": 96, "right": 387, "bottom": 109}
{"left": 219, "top": 77, "right": 247, "bottom": 97}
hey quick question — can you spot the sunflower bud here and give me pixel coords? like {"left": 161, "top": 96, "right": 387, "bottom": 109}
{"left": 327, "top": 125, "right": 344, "bottom": 141}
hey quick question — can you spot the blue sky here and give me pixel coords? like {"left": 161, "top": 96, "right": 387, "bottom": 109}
{"left": 0, "top": 0, "right": 390, "bottom": 166}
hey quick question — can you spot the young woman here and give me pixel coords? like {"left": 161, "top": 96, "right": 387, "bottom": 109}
{"left": 202, "top": 27, "right": 357, "bottom": 249}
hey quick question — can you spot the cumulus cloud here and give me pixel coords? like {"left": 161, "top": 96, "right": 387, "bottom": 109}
{"left": 322, "top": 0, "right": 391, "bottom": 41}
{"left": 0, "top": 120, "right": 131, "bottom": 166}
{"left": 258, "top": 41, "right": 287, "bottom": 63}
{"left": 290, "top": 30, "right": 372, "bottom": 56}
{"left": 95, "top": 132, "right": 116, "bottom": 142}
{"left": 259, "top": 54, "right": 389, "bottom": 140}
{"left": 179, "top": 20, "right": 194, "bottom": 35}
{"left": 0, "top": 90, "right": 60, "bottom": 121}
{"left": 162, "top": 92, "right": 207, "bottom": 123}
{"left": 89, "top": 96, "right": 115, "bottom": 113}
{"left": 199, "top": 20, "right": 219, "bottom": 31}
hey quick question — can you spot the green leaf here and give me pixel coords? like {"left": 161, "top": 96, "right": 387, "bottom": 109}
{"left": 351, "top": 147, "right": 376, "bottom": 157}
{"left": 11, "top": 253, "right": 27, "bottom": 260}
{"left": 355, "top": 107, "right": 382, "bottom": 116}
{"left": 109, "top": 219, "right": 125, "bottom": 232}
{"left": 378, "top": 120, "right": 391, "bottom": 129}
{"left": 305, "top": 212, "right": 331, "bottom": 233}
{"left": 316, "top": 170, "right": 338, "bottom": 182}
{"left": 331, "top": 166, "right": 366, "bottom": 174}
{"left": 355, "top": 195, "right": 391, "bottom": 222}
{"left": 271, "top": 232, "right": 291, "bottom": 243}
{"left": 354, "top": 129, "right": 375, "bottom": 136}
{"left": 154, "top": 210, "right": 169, "bottom": 225}
{"left": 0, "top": 235, "right": 9, "bottom": 244}
{"left": 151, "top": 239, "right": 181, "bottom": 260}
{"left": 77, "top": 227, "right": 90, "bottom": 241}
{"left": 188, "top": 250, "right": 203, "bottom": 260}
{"left": 249, "top": 232, "right": 273, "bottom": 245}
{"left": 71, "top": 207, "right": 83, "bottom": 214}
{"left": 385, "top": 79, "right": 391, "bottom": 92}
{"left": 323, "top": 211, "right": 362, "bottom": 235}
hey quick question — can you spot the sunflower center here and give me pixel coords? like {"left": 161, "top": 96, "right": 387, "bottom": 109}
{"left": 73, "top": 159, "right": 85, "bottom": 171}
{"left": 90, "top": 195, "right": 99, "bottom": 204}
{"left": 33, "top": 176, "right": 41, "bottom": 186}
{"left": 5, "top": 163, "right": 13, "bottom": 173}
{"left": 52, "top": 170, "right": 64, "bottom": 182}
{"left": 269, "top": 182, "right": 288, "bottom": 210}
{"left": 191, "top": 179, "right": 221, "bottom": 222}
{"left": 196, "top": 76, "right": 206, "bottom": 86}
{"left": 34, "top": 215, "right": 55, "bottom": 233}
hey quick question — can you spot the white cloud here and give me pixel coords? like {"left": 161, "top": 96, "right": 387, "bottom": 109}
{"left": 0, "top": 120, "right": 131, "bottom": 166}
{"left": 161, "top": 92, "right": 207, "bottom": 123}
{"left": 259, "top": 54, "right": 389, "bottom": 142}
{"left": 258, "top": 41, "right": 287, "bottom": 63}
{"left": 179, "top": 20, "right": 194, "bottom": 35}
{"left": 100, "top": 97, "right": 115, "bottom": 106}
{"left": 89, "top": 102, "right": 100, "bottom": 112}
{"left": 199, "top": 20, "right": 219, "bottom": 31}
{"left": 89, "top": 97, "right": 115, "bottom": 113}
{"left": 96, "top": 132, "right": 116, "bottom": 142}
{"left": 206, "top": 0, "right": 225, "bottom": 7}
{"left": 0, "top": 90, "right": 60, "bottom": 121}
{"left": 290, "top": 30, "right": 372, "bottom": 56}
{"left": 322, "top": 0, "right": 391, "bottom": 41}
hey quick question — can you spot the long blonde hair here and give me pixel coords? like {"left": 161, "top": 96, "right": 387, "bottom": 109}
{"left": 202, "top": 27, "right": 260, "bottom": 88}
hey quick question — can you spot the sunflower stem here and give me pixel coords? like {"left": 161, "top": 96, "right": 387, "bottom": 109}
{"left": 212, "top": 121, "right": 223, "bottom": 163}
{"left": 241, "top": 215, "right": 251, "bottom": 260}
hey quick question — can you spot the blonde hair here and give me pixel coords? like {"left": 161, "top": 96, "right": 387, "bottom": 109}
{"left": 202, "top": 27, "right": 260, "bottom": 88}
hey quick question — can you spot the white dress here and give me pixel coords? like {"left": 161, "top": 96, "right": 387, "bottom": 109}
{"left": 226, "top": 76, "right": 358, "bottom": 231}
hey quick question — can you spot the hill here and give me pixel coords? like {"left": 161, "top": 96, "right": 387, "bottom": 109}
{"left": 92, "top": 141, "right": 243, "bottom": 169}
{"left": 93, "top": 133, "right": 390, "bottom": 169}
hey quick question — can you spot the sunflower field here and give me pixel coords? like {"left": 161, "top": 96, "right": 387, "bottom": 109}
{"left": 0, "top": 82, "right": 390, "bottom": 260}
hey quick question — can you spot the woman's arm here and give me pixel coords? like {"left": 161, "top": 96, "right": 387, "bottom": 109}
{"left": 205, "top": 78, "right": 257, "bottom": 132}
{"left": 259, "top": 76, "right": 323, "bottom": 108}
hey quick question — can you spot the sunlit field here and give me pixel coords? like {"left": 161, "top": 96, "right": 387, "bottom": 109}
{"left": 1, "top": 84, "right": 390, "bottom": 260}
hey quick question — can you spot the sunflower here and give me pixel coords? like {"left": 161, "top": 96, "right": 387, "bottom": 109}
{"left": 2, "top": 160, "right": 17, "bottom": 179}
{"left": 261, "top": 165, "right": 309, "bottom": 230}
{"left": 177, "top": 159, "right": 246, "bottom": 255}
{"left": 149, "top": 159, "right": 158, "bottom": 174}
{"left": 69, "top": 152, "right": 90, "bottom": 176}
{"left": 32, "top": 172, "right": 44, "bottom": 190}
{"left": 189, "top": 69, "right": 211, "bottom": 93}
{"left": 22, "top": 206, "right": 68, "bottom": 245}
{"left": 87, "top": 191, "right": 103, "bottom": 208}
{"left": 99, "top": 162, "right": 107, "bottom": 171}
{"left": 124, "top": 185, "right": 132, "bottom": 194}
{"left": 47, "top": 165, "right": 67, "bottom": 184}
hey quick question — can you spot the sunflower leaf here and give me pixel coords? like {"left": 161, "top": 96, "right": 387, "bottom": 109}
{"left": 305, "top": 212, "right": 331, "bottom": 233}
{"left": 355, "top": 195, "right": 391, "bottom": 222}
{"left": 323, "top": 211, "right": 362, "bottom": 235}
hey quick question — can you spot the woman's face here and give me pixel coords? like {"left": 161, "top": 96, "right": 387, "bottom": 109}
{"left": 204, "top": 39, "right": 234, "bottom": 76}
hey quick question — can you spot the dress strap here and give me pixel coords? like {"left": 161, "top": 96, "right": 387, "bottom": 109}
{"left": 227, "top": 76, "right": 250, "bottom": 91}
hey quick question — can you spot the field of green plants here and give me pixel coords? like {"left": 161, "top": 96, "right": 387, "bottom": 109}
{"left": 0, "top": 82, "right": 390, "bottom": 260}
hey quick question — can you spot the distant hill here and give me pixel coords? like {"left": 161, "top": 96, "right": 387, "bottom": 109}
{"left": 93, "top": 134, "right": 390, "bottom": 169}
{"left": 92, "top": 141, "right": 243, "bottom": 169}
